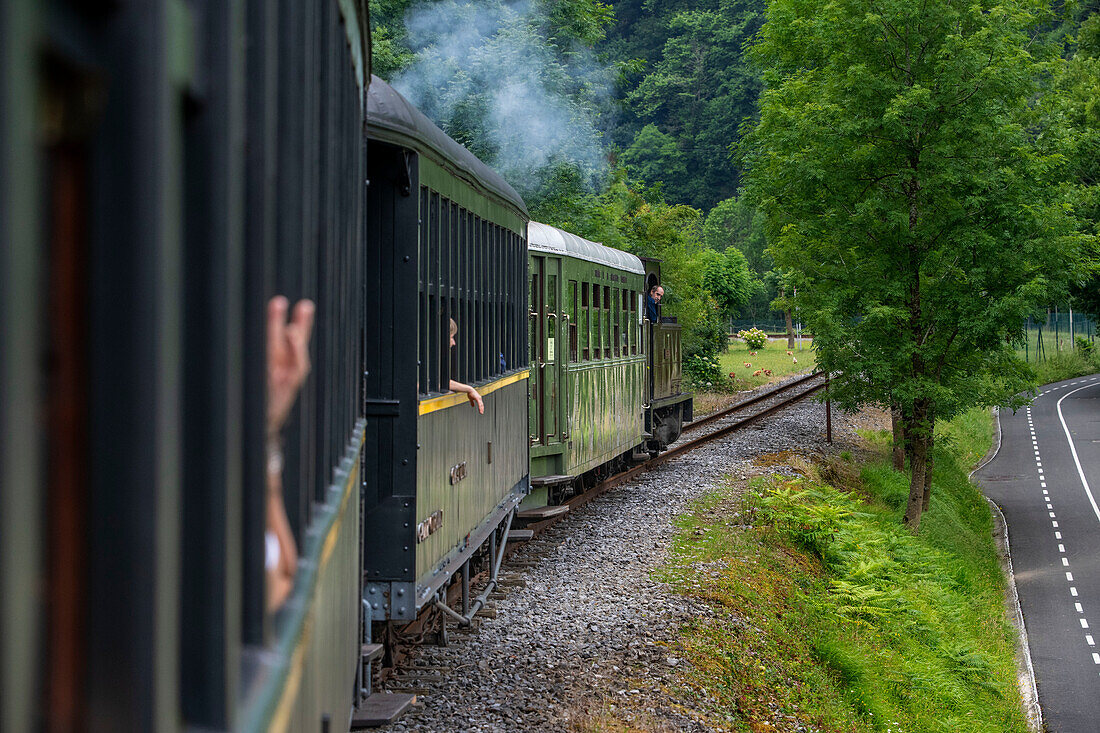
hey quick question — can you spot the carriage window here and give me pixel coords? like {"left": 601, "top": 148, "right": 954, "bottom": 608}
{"left": 612, "top": 287, "right": 620, "bottom": 358}
{"left": 621, "top": 291, "right": 628, "bottom": 355}
{"left": 607, "top": 281, "right": 616, "bottom": 356}
{"left": 581, "top": 282, "right": 590, "bottom": 360}
{"left": 593, "top": 303, "right": 601, "bottom": 360}
{"left": 430, "top": 192, "right": 444, "bottom": 392}
{"left": 630, "top": 292, "right": 638, "bottom": 355}
{"left": 568, "top": 281, "right": 578, "bottom": 362}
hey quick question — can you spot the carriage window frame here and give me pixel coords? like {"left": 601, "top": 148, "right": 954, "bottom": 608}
{"left": 581, "top": 281, "right": 590, "bottom": 361}
{"left": 607, "top": 281, "right": 616, "bottom": 356}
{"left": 416, "top": 191, "right": 527, "bottom": 397}
{"left": 630, "top": 291, "right": 638, "bottom": 355}
{"left": 568, "top": 280, "right": 578, "bottom": 362}
{"left": 612, "top": 287, "right": 620, "bottom": 358}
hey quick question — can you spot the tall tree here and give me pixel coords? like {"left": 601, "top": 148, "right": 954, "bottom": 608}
{"left": 702, "top": 247, "right": 754, "bottom": 319}
{"left": 1058, "top": 11, "right": 1100, "bottom": 319}
{"left": 744, "top": 0, "right": 1081, "bottom": 529}
{"left": 615, "top": 0, "right": 765, "bottom": 210}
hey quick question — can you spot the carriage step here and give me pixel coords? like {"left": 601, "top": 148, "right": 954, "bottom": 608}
{"left": 516, "top": 504, "right": 570, "bottom": 520}
{"left": 351, "top": 692, "right": 416, "bottom": 728}
{"left": 361, "top": 643, "right": 384, "bottom": 663}
{"left": 507, "top": 529, "right": 535, "bottom": 542}
{"left": 530, "top": 474, "right": 573, "bottom": 487}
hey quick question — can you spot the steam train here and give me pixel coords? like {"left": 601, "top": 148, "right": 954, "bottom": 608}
{"left": 1, "top": 3, "right": 689, "bottom": 732}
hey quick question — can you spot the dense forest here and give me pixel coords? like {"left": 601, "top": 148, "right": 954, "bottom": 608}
{"left": 372, "top": 1, "right": 1099, "bottom": 508}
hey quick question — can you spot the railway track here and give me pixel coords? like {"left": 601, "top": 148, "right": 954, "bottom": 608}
{"left": 526, "top": 369, "right": 828, "bottom": 527}
{"left": 377, "top": 370, "right": 828, "bottom": 686}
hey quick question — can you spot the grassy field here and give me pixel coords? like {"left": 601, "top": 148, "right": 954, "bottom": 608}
{"left": 691, "top": 340, "right": 817, "bottom": 416}
{"left": 658, "top": 408, "right": 1027, "bottom": 732}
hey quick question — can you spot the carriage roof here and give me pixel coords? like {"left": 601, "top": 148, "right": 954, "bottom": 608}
{"left": 527, "top": 222, "right": 645, "bottom": 275}
{"left": 367, "top": 76, "right": 528, "bottom": 217}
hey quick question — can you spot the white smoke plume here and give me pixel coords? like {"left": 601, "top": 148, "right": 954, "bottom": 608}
{"left": 392, "top": 0, "right": 614, "bottom": 193}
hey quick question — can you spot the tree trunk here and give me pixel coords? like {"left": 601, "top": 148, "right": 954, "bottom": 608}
{"left": 784, "top": 309, "right": 795, "bottom": 349}
{"left": 891, "top": 404, "right": 905, "bottom": 471}
{"left": 921, "top": 414, "right": 935, "bottom": 511}
{"left": 903, "top": 401, "right": 931, "bottom": 531}
{"left": 904, "top": 433, "right": 928, "bottom": 531}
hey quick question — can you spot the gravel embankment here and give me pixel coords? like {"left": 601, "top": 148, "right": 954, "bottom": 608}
{"left": 380, "top": 381, "right": 873, "bottom": 732}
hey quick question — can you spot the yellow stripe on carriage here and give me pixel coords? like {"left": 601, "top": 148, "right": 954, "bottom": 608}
{"left": 417, "top": 369, "right": 530, "bottom": 416}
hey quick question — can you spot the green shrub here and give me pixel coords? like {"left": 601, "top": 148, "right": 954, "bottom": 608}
{"left": 1076, "top": 335, "right": 1094, "bottom": 355}
{"left": 683, "top": 353, "right": 729, "bottom": 391}
{"left": 736, "top": 326, "right": 769, "bottom": 350}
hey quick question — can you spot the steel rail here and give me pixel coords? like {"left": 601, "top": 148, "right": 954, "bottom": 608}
{"left": 525, "top": 371, "right": 827, "bottom": 533}
{"left": 681, "top": 370, "right": 825, "bottom": 433}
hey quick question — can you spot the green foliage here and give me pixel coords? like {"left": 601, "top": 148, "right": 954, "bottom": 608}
{"left": 701, "top": 195, "right": 784, "bottom": 322}
{"left": 684, "top": 295, "right": 731, "bottom": 365}
{"left": 701, "top": 196, "right": 770, "bottom": 269}
{"left": 736, "top": 326, "right": 768, "bottom": 350}
{"left": 1076, "top": 335, "right": 1095, "bottom": 354}
{"left": 758, "top": 481, "right": 860, "bottom": 557}
{"left": 609, "top": 0, "right": 765, "bottom": 210}
{"left": 701, "top": 247, "right": 753, "bottom": 318}
{"left": 618, "top": 123, "right": 688, "bottom": 190}
{"left": 661, "top": 408, "right": 1026, "bottom": 731}
{"left": 1050, "top": 10, "right": 1100, "bottom": 319}
{"left": 683, "top": 352, "right": 730, "bottom": 391}
{"left": 742, "top": 0, "right": 1083, "bottom": 444}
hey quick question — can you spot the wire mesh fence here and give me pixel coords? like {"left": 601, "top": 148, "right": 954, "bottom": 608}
{"left": 730, "top": 310, "right": 1097, "bottom": 363}
{"left": 730, "top": 318, "right": 793, "bottom": 335}
{"left": 729, "top": 318, "right": 813, "bottom": 350}
{"left": 1016, "top": 310, "right": 1097, "bottom": 363}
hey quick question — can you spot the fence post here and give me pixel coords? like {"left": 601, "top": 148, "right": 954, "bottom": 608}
{"left": 825, "top": 373, "right": 832, "bottom": 444}
{"left": 1055, "top": 306, "right": 1060, "bottom": 352}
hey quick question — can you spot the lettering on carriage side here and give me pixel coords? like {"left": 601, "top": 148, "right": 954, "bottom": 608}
{"left": 416, "top": 510, "right": 444, "bottom": 543}
{"left": 449, "top": 462, "right": 467, "bottom": 485}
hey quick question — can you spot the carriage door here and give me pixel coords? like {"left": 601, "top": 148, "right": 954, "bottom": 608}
{"left": 529, "top": 256, "right": 561, "bottom": 446}
{"left": 529, "top": 261, "right": 541, "bottom": 445}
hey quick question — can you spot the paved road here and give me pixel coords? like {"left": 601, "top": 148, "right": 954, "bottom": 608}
{"left": 977, "top": 373, "right": 1100, "bottom": 732}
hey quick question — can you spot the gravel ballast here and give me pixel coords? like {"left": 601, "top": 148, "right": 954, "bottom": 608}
{"left": 378, "top": 381, "right": 875, "bottom": 732}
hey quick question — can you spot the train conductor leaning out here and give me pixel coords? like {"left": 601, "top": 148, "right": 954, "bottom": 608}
{"left": 646, "top": 284, "right": 664, "bottom": 323}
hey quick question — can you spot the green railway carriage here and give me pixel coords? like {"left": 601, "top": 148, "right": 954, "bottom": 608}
{"left": 526, "top": 223, "right": 647, "bottom": 504}
{"left": 363, "top": 77, "right": 530, "bottom": 625}
{"left": 2, "top": 1, "right": 373, "bottom": 731}
{"left": 524, "top": 224, "right": 694, "bottom": 508}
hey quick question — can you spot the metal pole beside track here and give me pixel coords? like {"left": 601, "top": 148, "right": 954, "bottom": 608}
{"left": 825, "top": 373, "right": 832, "bottom": 444}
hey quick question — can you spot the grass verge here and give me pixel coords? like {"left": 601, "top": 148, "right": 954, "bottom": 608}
{"left": 1031, "top": 348, "right": 1100, "bottom": 385}
{"left": 660, "top": 408, "right": 1026, "bottom": 732}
